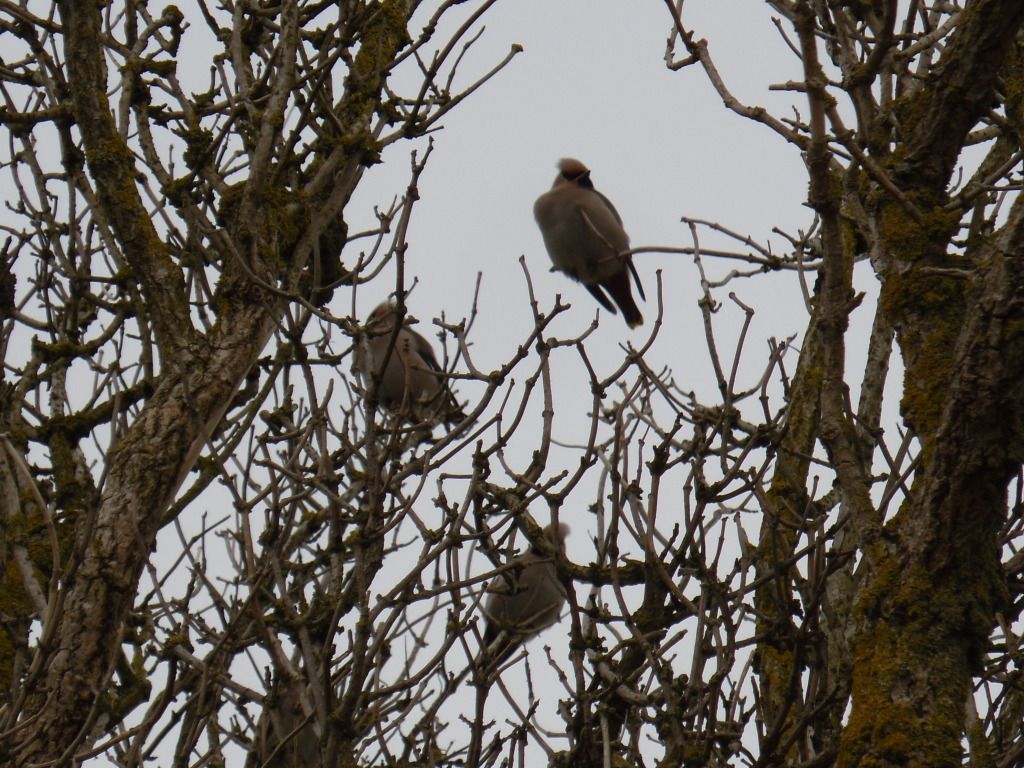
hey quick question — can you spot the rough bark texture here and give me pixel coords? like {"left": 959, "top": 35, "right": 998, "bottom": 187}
{"left": 13, "top": 329, "right": 272, "bottom": 762}
{"left": 4, "top": 1, "right": 1024, "bottom": 766}
{"left": 6, "top": 1, "right": 414, "bottom": 763}
{"left": 839, "top": 206, "right": 1024, "bottom": 767}
{"left": 834, "top": 1, "right": 1024, "bottom": 764}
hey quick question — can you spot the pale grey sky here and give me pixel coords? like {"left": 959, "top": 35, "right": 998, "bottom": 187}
{"left": 339, "top": 0, "right": 828, "bottom": 460}
{"left": 327, "top": 3, "right": 824, "bottom": 764}
{"left": 22, "top": 2, "right": 902, "bottom": 764}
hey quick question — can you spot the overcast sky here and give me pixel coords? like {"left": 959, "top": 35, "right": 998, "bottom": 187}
{"left": 334, "top": 2, "right": 823, "bottom": 762}
{"left": 333, "top": 0, "right": 838, "bottom": 456}
{"left": 100, "top": 2, "right": 898, "bottom": 763}
{"left": 0, "top": 0, "right": 932, "bottom": 764}
{"left": 149, "top": 0, "right": 831, "bottom": 463}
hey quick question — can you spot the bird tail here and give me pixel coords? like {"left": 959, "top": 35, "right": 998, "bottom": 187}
{"left": 435, "top": 386, "right": 465, "bottom": 425}
{"left": 602, "top": 269, "right": 644, "bottom": 328}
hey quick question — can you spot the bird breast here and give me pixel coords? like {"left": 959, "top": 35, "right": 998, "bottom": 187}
{"left": 485, "top": 559, "right": 566, "bottom": 635}
{"left": 357, "top": 330, "right": 441, "bottom": 408}
{"left": 533, "top": 188, "right": 630, "bottom": 284}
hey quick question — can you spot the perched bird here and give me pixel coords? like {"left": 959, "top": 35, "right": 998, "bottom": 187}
{"left": 466, "top": 523, "right": 570, "bottom": 767}
{"left": 354, "top": 302, "right": 463, "bottom": 424}
{"left": 482, "top": 522, "right": 569, "bottom": 664}
{"left": 534, "top": 158, "right": 646, "bottom": 327}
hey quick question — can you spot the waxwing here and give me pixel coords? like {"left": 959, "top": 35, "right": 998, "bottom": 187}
{"left": 355, "top": 302, "right": 463, "bottom": 424}
{"left": 533, "top": 158, "right": 646, "bottom": 327}
{"left": 482, "top": 522, "right": 569, "bottom": 663}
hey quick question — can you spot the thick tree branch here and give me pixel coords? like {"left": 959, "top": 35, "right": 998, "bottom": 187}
{"left": 60, "top": 0, "right": 195, "bottom": 368}
{"left": 896, "top": 0, "right": 1024, "bottom": 192}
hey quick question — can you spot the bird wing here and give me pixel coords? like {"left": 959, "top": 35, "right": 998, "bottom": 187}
{"left": 575, "top": 195, "right": 629, "bottom": 257}
{"left": 626, "top": 257, "right": 646, "bottom": 301}
{"left": 404, "top": 324, "right": 465, "bottom": 423}
{"left": 407, "top": 326, "right": 443, "bottom": 374}
{"left": 584, "top": 283, "right": 618, "bottom": 314}
{"left": 595, "top": 189, "right": 624, "bottom": 227}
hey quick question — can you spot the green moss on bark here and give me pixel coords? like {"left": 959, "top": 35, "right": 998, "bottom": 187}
{"left": 841, "top": 559, "right": 973, "bottom": 767}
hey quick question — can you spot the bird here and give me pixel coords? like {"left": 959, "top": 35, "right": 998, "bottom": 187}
{"left": 466, "top": 522, "right": 570, "bottom": 767}
{"left": 533, "top": 158, "right": 646, "bottom": 327}
{"left": 482, "top": 522, "right": 569, "bottom": 666}
{"left": 354, "top": 301, "right": 463, "bottom": 424}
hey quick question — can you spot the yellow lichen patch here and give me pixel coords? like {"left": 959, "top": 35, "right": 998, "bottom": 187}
{"left": 840, "top": 558, "right": 975, "bottom": 766}
{"left": 876, "top": 198, "right": 969, "bottom": 441}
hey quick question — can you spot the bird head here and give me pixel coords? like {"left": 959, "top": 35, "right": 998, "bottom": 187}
{"left": 535, "top": 522, "right": 569, "bottom": 554}
{"left": 555, "top": 157, "right": 592, "bottom": 188}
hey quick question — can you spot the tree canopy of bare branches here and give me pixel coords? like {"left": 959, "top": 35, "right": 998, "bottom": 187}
{"left": 1, "top": 1, "right": 1023, "bottom": 767}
